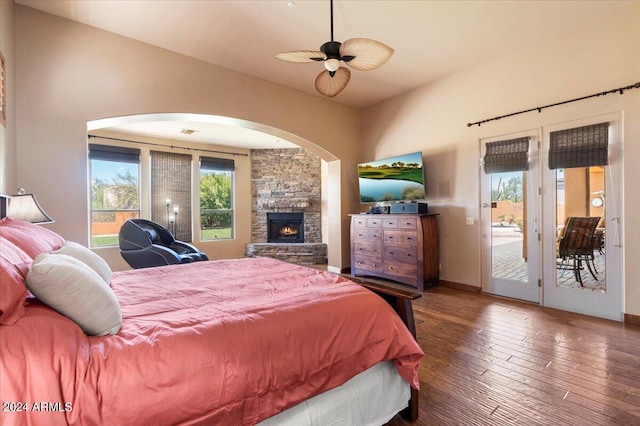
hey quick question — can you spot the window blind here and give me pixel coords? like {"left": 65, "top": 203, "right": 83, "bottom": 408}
{"left": 483, "top": 137, "right": 530, "bottom": 173}
{"left": 88, "top": 144, "right": 140, "bottom": 163}
{"left": 549, "top": 122, "right": 609, "bottom": 169}
{"left": 150, "top": 151, "right": 192, "bottom": 242}
{"left": 200, "top": 156, "right": 235, "bottom": 172}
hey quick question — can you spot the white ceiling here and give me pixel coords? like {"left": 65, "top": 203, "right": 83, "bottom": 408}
{"left": 17, "top": 0, "right": 634, "bottom": 148}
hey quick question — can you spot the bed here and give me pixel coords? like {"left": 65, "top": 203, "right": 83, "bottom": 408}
{"left": 0, "top": 201, "right": 423, "bottom": 425}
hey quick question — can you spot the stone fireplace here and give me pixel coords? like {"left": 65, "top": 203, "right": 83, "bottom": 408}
{"left": 245, "top": 148, "right": 327, "bottom": 265}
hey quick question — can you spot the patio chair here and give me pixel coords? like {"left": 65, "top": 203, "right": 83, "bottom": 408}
{"left": 556, "top": 216, "right": 601, "bottom": 286}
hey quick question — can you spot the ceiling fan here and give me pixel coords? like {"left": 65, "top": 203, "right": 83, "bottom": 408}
{"left": 274, "top": 0, "right": 394, "bottom": 98}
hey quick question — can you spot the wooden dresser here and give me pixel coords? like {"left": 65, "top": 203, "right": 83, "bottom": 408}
{"left": 350, "top": 214, "right": 439, "bottom": 291}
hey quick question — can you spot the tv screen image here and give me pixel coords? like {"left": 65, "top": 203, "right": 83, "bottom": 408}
{"left": 358, "top": 151, "right": 425, "bottom": 202}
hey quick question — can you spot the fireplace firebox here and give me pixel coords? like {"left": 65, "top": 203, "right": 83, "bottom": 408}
{"left": 267, "top": 213, "right": 304, "bottom": 243}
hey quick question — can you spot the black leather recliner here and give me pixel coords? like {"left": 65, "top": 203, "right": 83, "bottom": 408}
{"left": 118, "top": 219, "right": 208, "bottom": 269}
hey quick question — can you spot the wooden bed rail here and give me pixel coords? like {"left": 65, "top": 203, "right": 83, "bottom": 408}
{"left": 348, "top": 276, "right": 421, "bottom": 421}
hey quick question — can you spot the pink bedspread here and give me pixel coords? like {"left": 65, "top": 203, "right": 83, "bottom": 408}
{"left": 0, "top": 257, "right": 423, "bottom": 425}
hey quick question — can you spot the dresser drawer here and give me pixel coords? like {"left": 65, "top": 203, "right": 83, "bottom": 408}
{"left": 366, "top": 217, "right": 383, "bottom": 228}
{"left": 384, "top": 262, "right": 418, "bottom": 280}
{"left": 353, "top": 228, "right": 383, "bottom": 242}
{"left": 382, "top": 217, "right": 398, "bottom": 228}
{"left": 353, "top": 256, "right": 384, "bottom": 273}
{"left": 352, "top": 216, "right": 367, "bottom": 228}
{"left": 384, "top": 230, "right": 418, "bottom": 246}
{"left": 384, "top": 246, "right": 418, "bottom": 265}
{"left": 354, "top": 242, "right": 382, "bottom": 258}
{"left": 398, "top": 217, "right": 418, "bottom": 229}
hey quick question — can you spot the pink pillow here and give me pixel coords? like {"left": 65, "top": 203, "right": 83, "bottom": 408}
{"left": 0, "top": 237, "right": 32, "bottom": 325}
{"left": 0, "top": 217, "right": 65, "bottom": 258}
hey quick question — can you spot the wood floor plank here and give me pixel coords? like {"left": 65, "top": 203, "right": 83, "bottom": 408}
{"left": 385, "top": 286, "right": 640, "bottom": 426}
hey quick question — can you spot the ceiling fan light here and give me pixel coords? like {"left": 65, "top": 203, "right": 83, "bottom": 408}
{"left": 324, "top": 58, "right": 341, "bottom": 72}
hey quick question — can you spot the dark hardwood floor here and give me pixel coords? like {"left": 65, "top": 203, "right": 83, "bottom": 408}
{"left": 386, "top": 286, "right": 640, "bottom": 426}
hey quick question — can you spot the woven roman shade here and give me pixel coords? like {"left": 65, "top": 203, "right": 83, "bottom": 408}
{"left": 200, "top": 156, "right": 235, "bottom": 171}
{"left": 89, "top": 144, "right": 140, "bottom": 163}
{"left": 549, "top": 122, "right": 609, "bottom": 169}
{"left": 483, "top": 137, "right": 530, "bottom": 173}
{"left": 150, "top": 151, "right": 192, "bottom": 242}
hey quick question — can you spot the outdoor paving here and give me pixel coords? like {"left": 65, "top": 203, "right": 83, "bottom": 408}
{"left": 492, "top": 226, "right": 606, "bottom": 293}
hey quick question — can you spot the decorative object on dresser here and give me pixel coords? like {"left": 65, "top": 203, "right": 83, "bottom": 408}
{"left": 390, "top": 201, "right": 428, "bottom": 214}
{"left": 350, "top": 213, "right": 439, "bottom": 291}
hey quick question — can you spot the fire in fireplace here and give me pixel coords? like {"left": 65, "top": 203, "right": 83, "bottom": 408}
{"left": 267, "top": 213, "right": 304, "bottom": 243}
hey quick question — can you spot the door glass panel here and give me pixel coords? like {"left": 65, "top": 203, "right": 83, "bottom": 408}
{"left": 555, "top": 167, "right": 606, "bottom": 292}
{"left": 491, "top": 171, "right": 527, "bottom": 282}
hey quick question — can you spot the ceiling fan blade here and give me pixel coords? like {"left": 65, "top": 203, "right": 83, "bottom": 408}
{"left": 313, "top": 67, "right": 351, "bottom": 98}
{"left": 274, "top": 50, "right": 326, "bottom": 63}
{"left": 340, "top": 38, "right": 394, "bottom": 71}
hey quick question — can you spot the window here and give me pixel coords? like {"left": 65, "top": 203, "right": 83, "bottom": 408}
{"left": 150, "top": 150, "right": 192, "bottom": 242}
{"left": 200, "top": 156, "right": 234, "bottom": 240}
{"left": 89, "top": 144, "right": 140, "bottom": 247}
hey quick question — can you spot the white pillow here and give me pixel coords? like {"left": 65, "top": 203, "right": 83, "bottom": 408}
{"left": 26, "top": 253, "right": 122, "bottom": 336}
{"left": 54, "top": 241, "right": 112, "bottom": 284}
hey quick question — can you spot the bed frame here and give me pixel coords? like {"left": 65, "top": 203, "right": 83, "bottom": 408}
{"left": 0, "top": 194, "right": 419, "bottom": 421}
{"left": 349, "top": 277, "right": 421, "bottom": 421}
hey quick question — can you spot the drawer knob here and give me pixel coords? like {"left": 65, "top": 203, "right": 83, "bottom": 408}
{"left": 389, "top": 251, "right": 394, "bottom": 255}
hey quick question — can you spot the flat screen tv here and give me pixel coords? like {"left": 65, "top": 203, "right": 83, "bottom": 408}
{"left": 358, "top": 151, "right": 425, "bottom": 203}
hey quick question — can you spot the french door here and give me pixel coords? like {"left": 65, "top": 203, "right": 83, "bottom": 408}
{"left": 480, "top": 114, "right": 623, "bottom": 321}
{"left": 480, "top": 131, "right": 541, "bottom": 303}
{"left": 541, "top": 114, "right": 622, "bottom": 321}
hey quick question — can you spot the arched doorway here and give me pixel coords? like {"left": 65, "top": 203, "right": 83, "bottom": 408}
{"left": 87, "top": 113, "right": 343, "bottom": 270}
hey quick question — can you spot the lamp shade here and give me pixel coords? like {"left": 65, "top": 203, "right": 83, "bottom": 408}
{"left": 8, "top": 194, "right": 54, "bottom": 224}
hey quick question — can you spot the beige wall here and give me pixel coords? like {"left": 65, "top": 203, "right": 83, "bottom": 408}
{"left": 361, "top": 3, "right": 640, "bottom": 315}
{"left": 0, "top": 0, "right": 16, "bottom": 194}
{"left": 14, "top": 5, "right": 361, "bottom": 271}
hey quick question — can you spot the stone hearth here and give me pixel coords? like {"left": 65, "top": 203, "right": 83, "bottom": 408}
{"left": 245, "top": 242, "right": 327, "bottom": 265}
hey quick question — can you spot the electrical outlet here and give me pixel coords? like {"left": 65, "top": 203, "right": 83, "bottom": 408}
{"left": 466, "top": 217, "right": 474, "bottom": 225}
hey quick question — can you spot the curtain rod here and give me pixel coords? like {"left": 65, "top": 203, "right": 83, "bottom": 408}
{"left": 467, "top": 81, "right": 640, "bottom": 128}
{"left": 87, "top": 134, "right": 249, "bottom": 157}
